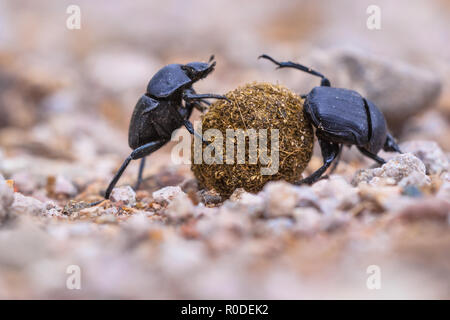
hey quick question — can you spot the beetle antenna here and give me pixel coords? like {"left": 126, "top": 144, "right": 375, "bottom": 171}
{"left": 258, "top": 54, "right": 331, "bottom": 87}
{"left": 208, "top": 55, "right": 215, "bottom": 63}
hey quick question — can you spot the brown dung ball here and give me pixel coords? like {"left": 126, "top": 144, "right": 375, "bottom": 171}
{"left": 191, "top": 82, "right": 314, "bottom": 198}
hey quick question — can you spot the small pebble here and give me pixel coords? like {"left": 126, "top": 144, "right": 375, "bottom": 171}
{"left": 0, "top": 175, "right": 15, "bottom": 222}
{"left": 53, "top": 175, "right": 77, "bottom": 197}
{"left": 166, "top": 191, "right": 195, "bottom": 219}
{"left": 353, "top": 153, "right": 430, "bottom": 187}
{"left": 152, "top": 186, "right": 183, "bottom": 204}
{"left": 312, "top": 176, "right": 359, "bottom": 211}
{"left": 292, "top": 208, "right": 321, "bottom": 232}
{"left": 264, "top": 181, "right": 299, "bottom": 217}
{"left": 400, "top": 140, "right": 448, "bottom": 175}
{"left": 10, "top": 193, "right": 45, "bottom": 216}
{"left": 402, "top": 185, "right": 423, "bottom": 198}
{"left": 198, "top": 189, "right": 222, "bottom": 205}
{"left": 110, "top": 185, "right": 136, "bottom": 207}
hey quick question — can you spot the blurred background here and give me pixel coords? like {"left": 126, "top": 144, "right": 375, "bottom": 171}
{"left": 0, "top": 0, "right": 449, "bottom": 299}
{"left": 1, "top": 0, "right": 448, "bottom": 172}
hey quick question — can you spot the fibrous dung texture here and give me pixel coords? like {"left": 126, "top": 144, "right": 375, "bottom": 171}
{"left": 191, "top": 82, "right": 314, "bottom": 197}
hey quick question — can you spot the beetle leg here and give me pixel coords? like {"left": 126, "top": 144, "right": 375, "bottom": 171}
{"left": 183, "top": 119, "right": 210, "bottom": 145}
{"left": 328, "top": 144, "right": 343, "bottom": 174}
{"left": 190, "top": 97, "right": 212, "bottom": 113}
{"left": 101, "top": 155, "right": 132, "bottom": 201}
{"left": 183, "top": 88, "right": 210, "bottom": 112}
{"left": 183, "top": 90, "right": 230, "bottom": 103}
{"left": 198, "top": 99, "right": 211, "bottom": 110}
{"left": 168, "top": 101, "right": 209, "bottom": 145}
{"left": 357, "top": 146, "right": 386, "bottom": 165}
{"left": 319, "top": 144, "right": 343, "bottom": 180}
{"left": 135, "top": 157, "right": 146, "bottom": 190}
{"left": 98, "top": 139, "right": 168, "bottom": 201}
{"left": 259, "top": 54, "right": 331, "bottom": 87}
{"left": 191, "top": 101, "right": 209, "bottom": 112}
{"left": 295, "top": 139, "right": 340, "bottom": 185}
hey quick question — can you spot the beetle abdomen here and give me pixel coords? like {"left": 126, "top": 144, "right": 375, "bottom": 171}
{"left": 128, "top": 96, "right": 185, "bottom": 149}
{"left": 305, "top": 87, "right": 370, "bottom": 146}
{"left": 364, "top": 98, "right": 387, "bottom": 154}
{"left": 128, "top": 95, "right": 160, "bottom": 149}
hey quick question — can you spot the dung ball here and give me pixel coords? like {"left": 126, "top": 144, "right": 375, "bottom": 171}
{"left": 191, "top": 82, "right": 314, "bottom": 198}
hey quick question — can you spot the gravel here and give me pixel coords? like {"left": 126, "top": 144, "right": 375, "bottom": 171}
{"left": 0, "top": 175, "right": 14, "bottom": 222}
{"left": 0, "top": 0, "right": 448, "bottom": 300}
{"left": 399, "top": 140, "right": 449, "bottom": 175}
{"left": 353, "top": 153, "right": 431, "bottom": 188}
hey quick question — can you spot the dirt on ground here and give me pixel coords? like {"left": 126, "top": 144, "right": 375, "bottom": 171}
{"left": 0, "top": 0, "right": 449, "bottom": 299}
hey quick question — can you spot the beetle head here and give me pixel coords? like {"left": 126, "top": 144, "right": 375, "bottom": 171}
{"left": 181, "top": 59, "right": 215, "bottom": 81}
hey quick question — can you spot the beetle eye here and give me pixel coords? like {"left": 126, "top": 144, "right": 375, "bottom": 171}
{"left": 181, "top": 65, "right": 196, "bottom": 78}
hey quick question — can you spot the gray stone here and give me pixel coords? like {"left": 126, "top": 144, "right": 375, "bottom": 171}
{"left": 53, "top": 175, "right": 77, "bottom": 197}
{"left": 312, "top": 176, "right": 359, "bottom": 211}
{"left": 10, "top": 193, "right": 45, "bottom": 216}
{"left": 399, "top": 140, "right": 448, "bottom": 175}
{"left": 308, "top": 47, "right": 442, "bottom": 132}
{"left": 263, "top": 181, "right": 299, "bottom": 217}
{"left": 110, "top": 186, "right": 136, "bottom": 207}
{"left": 353, "top": 153, "right": 430, "bottom": 187}
{"left": 152, "top": 186, "right": 183, "bottom": 204}
{"left": 166, "top": 191, "right": 195, "bottom": 219}
{"left": 0, "top": 175, "right": 14, "bottom": 222}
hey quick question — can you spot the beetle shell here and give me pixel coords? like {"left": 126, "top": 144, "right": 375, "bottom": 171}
{"left": 304, "top": 87, "right": 370, "bottom": 146}
{"left": 365, "top": 98, "right": 387, "bottom": 154}
{"left": 128, "top": 95, "right": 183, "bottom": 149}
{"left": 146, "top": 64, "right": 192, "bottom": 98}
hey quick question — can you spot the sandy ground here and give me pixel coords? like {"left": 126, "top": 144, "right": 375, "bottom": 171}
{"left": 0, "top": 0, "right": 449, "bottom": 299}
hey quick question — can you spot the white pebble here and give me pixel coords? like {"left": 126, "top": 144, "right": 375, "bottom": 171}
{"left": 152, "top": 186, "right": 183, "bottom": 204}
{"left": 110, "top": 185, "right": 136, "bottom": 206}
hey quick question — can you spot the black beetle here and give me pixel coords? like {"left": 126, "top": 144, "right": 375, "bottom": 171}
{"left": 100, "top": 56, "right": 228, "bottom": 200}
{"left": 259, "top": 54, "right": 402, "bottom": 184}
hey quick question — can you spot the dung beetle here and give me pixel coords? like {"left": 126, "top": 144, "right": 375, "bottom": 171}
{"left": 259, "top": 54, "right": 402, "bottom": 184}
{"left": 99, "top": 56, "right": 228, "bottom": 201}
